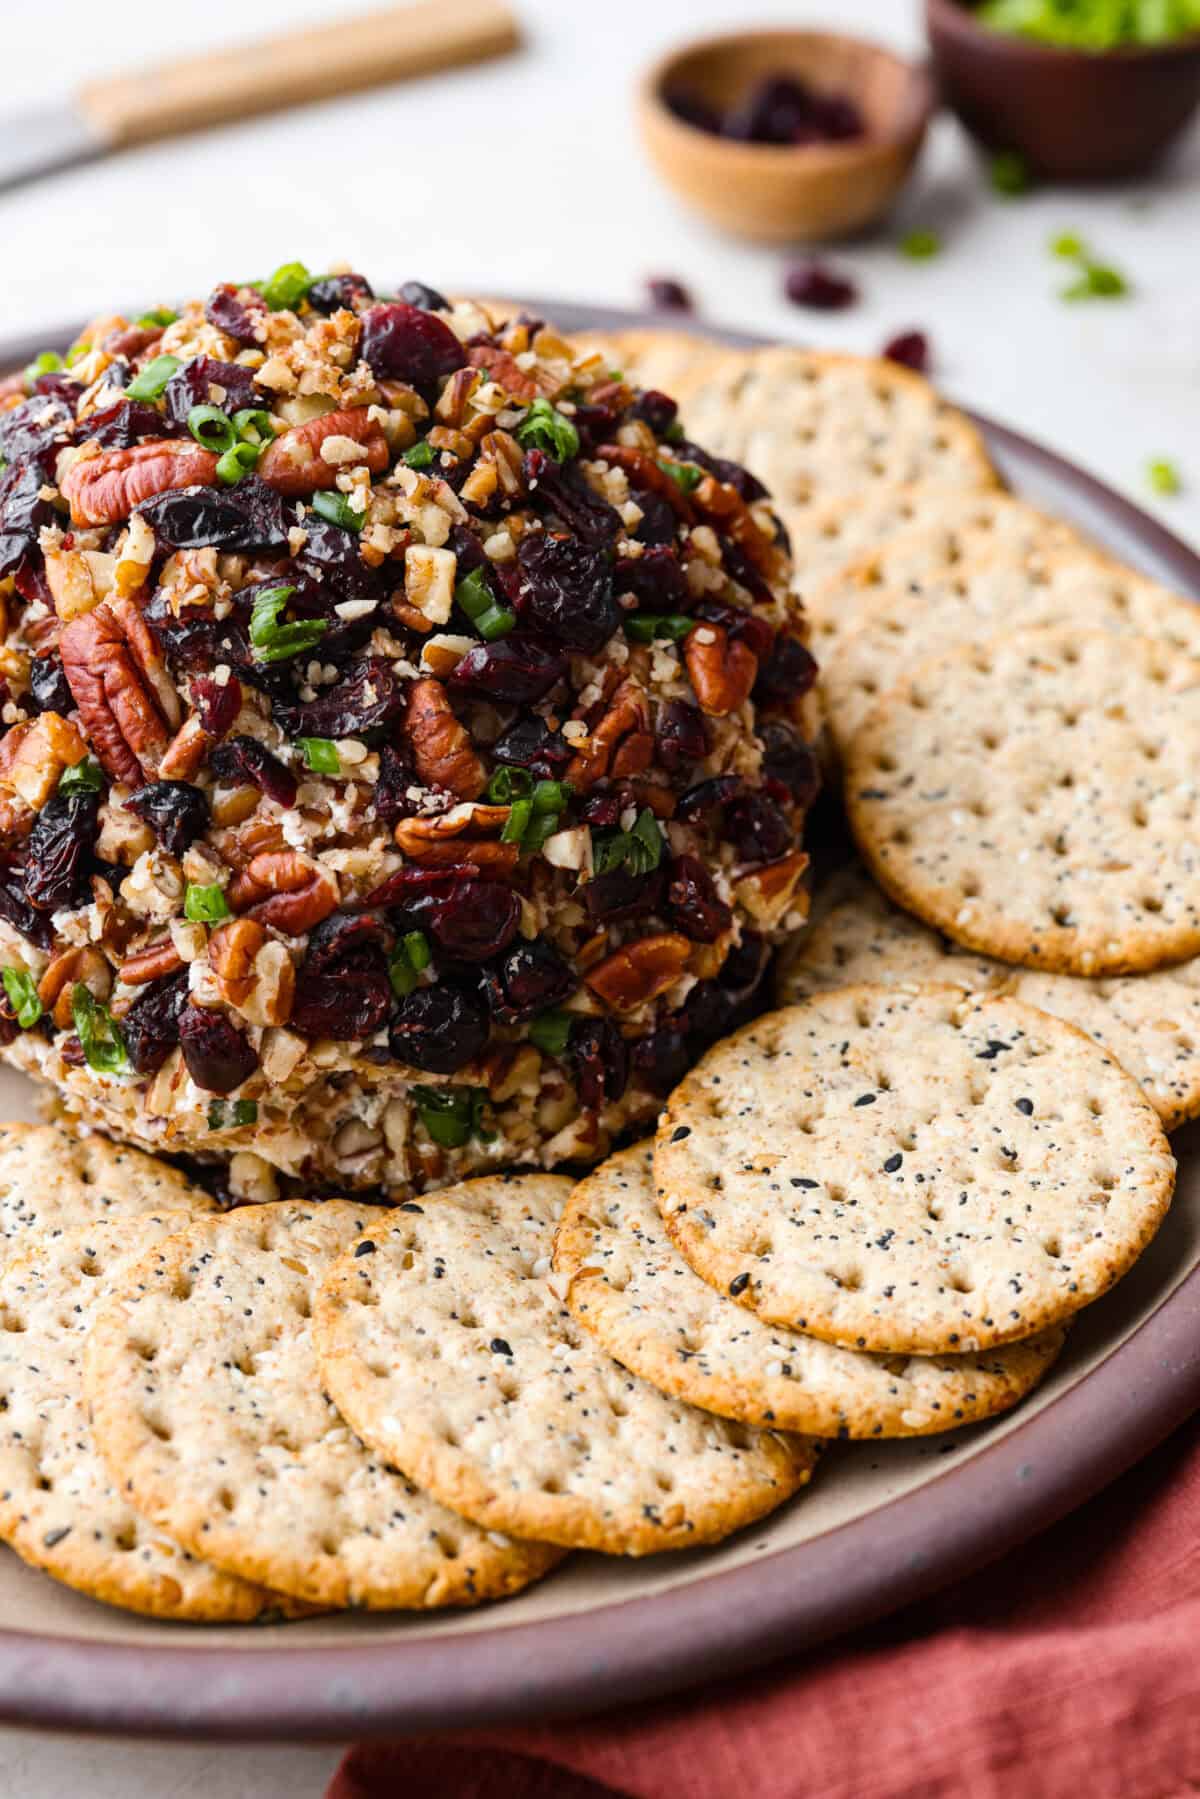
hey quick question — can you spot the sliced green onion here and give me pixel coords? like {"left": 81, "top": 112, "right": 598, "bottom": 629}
{"left": 1050, "top": 231, "right": 1087, "bottom": 260}
{"left": 657, "top": 459, "right": 704, "bottom": 495}
{"left": 1148, "top": 458, "right": 1182, "bottom": 495}
{"left": 259, "top": 261, "right": 313, "bottom": 312}
{"left": 298, "top": 736, "right": 340, "bottom": 774}
{"left": 184, "top": 882, "right": 231, "bottom": 923}
{"left": 232, "top": 408, "right": 276, "bottom": 447}
{"left": 216, "top": 442, "right": 261, "bottom": 485}
{"left": 532, "top": 779, "right": 570, "bottom": 814}
{"left": 900, "top": 229, "right": 941, "bottom": 260}
{"left": 529, "top": 1010, "right": 573, "bottom": 1058}
{"left": 58, "top": 757, "right": 103, "bottom": 794}
{"left": 188, "top": 404, "right": 238, "bottom": 453}
{"left": 404, "top": 440, "right": 434, "bottom": 469}
{"left": 485, "top": 765, "right": 533, "bottom": 804}
{"left": 989, "top": 150, "right": 1030, "bottom": 196}
{"left": 125, "top": 354, "right": 182, "bottom": 402}
{"left": 514, "top": 397, "right": 580, "bottom": 462}
{"left": 455, "top": 566, "right": 516, "bottom": 641}
{"left": 624, "top": 613, "right": 694, "bottom": 644}
{"left": 311, "top": 491, "right": 366, "bottom": 532}
{"left": 207, "top": 1100, "right": 225, "bottom": 1130}
{"left": 410, "top": 1084, "right": 493, "bottom": 1149}
{"left": 233, "top": 1098, "right": 258, "bottom": 1125}
{"left": 136, "top": 308, "right": 178, "bottom": 328}
{"left": 388, "top": 955, "right": 418, "bottom": 998}
{"left": 65, "top": 340, "right": 92, "bottom": 367}
{"left": 522, "top": 811, "right": 565, "bottom": 853}
{"left": 23, "top": 350, "right": 62, "bottom": 387}
{"left": 72, "top": 985, "right": 127, "bottom": 1075}
{"left": 389, "top": 930, "right": 433, "bottom": 998}
{"left": 502, "top": 797, "right": 533, "bottom": 843}
{"left": 591, "top": 807, "right": 664, "bottom": 878}
{"left": 1, "top": 967, "right": 41, "bottom": 1028}
{"left": 1061, "top": 263, "right": 1129, "bottom": 300}
{"left": 403, "top": 931, "right": 431, "bottom": 972}
{"left": 249, "top": 585, "right": 328, "bottom": 664}
{"left": 663, "top": 419, "right": 685, "bottom": 444}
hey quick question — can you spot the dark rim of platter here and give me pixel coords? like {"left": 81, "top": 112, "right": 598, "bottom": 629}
{"left": 0, "top": 301, "right": 1197, "bottom": 1743}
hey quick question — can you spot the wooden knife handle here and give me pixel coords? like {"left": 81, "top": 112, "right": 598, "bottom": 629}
{"left": 77, "top": 0, "right": 520, "bottom": 149}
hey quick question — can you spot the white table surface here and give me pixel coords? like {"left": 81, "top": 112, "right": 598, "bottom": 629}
{"left": 1, "top": 0, "right": 1197, "bottom": 1791}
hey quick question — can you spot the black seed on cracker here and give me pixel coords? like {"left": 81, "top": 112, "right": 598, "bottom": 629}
{"left": 354, "top": 1241, "right": 377, "bottom": 1257}
{"left": 489, "top": 1338, "right": 513, "bottom": 1357}
{"left": 883, "top": 1153, "right": 903, "bottom": 1173}
{"left": 399, "top": 1203, "right": 424, "bottom": 1214}
{"left": 729, "top": 1273, "right": 751, "bottom": 1297}
{"left": 1015, "top": 1098, "right": 1034, "bottom": 1115}
{"left": 670, "top": 1126, "right": 691, "bottom": 1143}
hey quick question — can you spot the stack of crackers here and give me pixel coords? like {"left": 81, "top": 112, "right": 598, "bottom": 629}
{"left": 0, "top": 331, "right": 1190, "bottom": 1625}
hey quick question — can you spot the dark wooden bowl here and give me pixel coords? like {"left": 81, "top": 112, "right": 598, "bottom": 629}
{"left": 926, "top": 0, "right": 1200, "bottom": 179}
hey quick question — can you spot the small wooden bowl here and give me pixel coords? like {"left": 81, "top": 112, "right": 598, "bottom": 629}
{"left": 926, "top": 0, "right": 1200, "bottom": 179}
{"left": 638, "top": 28, "right": 935, "bottom": 244}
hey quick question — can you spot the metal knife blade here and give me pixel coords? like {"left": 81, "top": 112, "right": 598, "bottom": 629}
{"left": 0, "top": 104, "right": 107, "bottom": 197}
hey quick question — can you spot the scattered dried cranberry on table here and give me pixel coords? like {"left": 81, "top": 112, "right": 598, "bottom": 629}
{"left": 0, "top": 265, "right": 818, "bottom": 1202}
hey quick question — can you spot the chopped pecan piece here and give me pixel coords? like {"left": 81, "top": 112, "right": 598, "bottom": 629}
{"left": 60, "top": 598, "right": 182, "bottom": 785}
{"left": 402, "top": 678, "right": 485, "bottom": 800}
{"left": 257, "top": 408, "right": 388, "bottom": 497}
{"left": 694, "top": 473, "right": 785, "bottom": 578}
{"left": 38, "top": 945, "right": 111, "bottom": 1029}
{"left": 394, "top": 803, "right": 518, "bottom": 873}
{"left": 467, "top": 346, "right": 540, "bottom": 403}
{"left": 595, "top": 444, "right": 694, "bottom": 521}
{"left": 584, "top": 932, "right": 692, "bottom": 1013}
{"left": 208, "top": 916, "right": 294, "bottom": 1025}
{"left": 120, "top": 937, "right": 185, "bottom": 986}
{"left": 565, "top": 681, "right": 653, "bottom": 792}
{"left": 684, "top": 624, "right": 757, "bottom": 718}
{"left": 228, "top": 851, "right": 339, "bottom": 936}
{"left": 61, "top": 441, "right": 220, "bottom": 527}
{"left": 0, "top": 711, "right": 88, "bottom": 812}
{"left": 733, "top": 850, "right": 809, "bottom": 932}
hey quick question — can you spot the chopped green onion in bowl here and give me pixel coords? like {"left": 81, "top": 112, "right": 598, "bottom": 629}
{"left": 977, "top": 0, "right": 1200, "bottom": 48}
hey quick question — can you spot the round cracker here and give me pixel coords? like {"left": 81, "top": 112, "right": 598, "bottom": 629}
{"left": 779, "top": 866, "right": 1200, "bottom": 1132}
{"left": 824, "top": 543, "right": 1200, "bottom": 751}
{"left": 804, "top": 494, "right": 1083, "bottom": 651}
{"left": 847, "top": 626, "right": 1200, "bottom": 976}
{"left": 0, "top": 1122, "right": 215, "bottom": 1271}
{"left": 83, "top": 1200, "right": 563, "bottom": 1610}
{"left": 655, "top": 985, "right": 1174, "bottom": 1356}
{"left": 314, "top": 1174, "right": 817, "bottom": 1556}
{"left": 0, "top": 1214, "right": 304, "bottom": 1621}
{"left": 557, "top": 1144, "right": 1066, "bottom": 1438}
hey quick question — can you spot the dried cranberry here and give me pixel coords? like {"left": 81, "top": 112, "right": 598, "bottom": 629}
{"left": 83, "top": 400, "right": 170, "bottom": 450}
{"left": 191, "top": 673, "right": 241, "bottom": 739}
{"left": 123, "top": 972, "right": 188, "bottom": 1077}
{"left": 449, "top": 638, "right": 567, "bottom": 705}
{"left": 567, "top": 1017, "right": 629, "bottom": 1111}
{"left": 784, "top": 261, "right": 858, "bottom": 311}
{"left": 579, "top": 791, "right": 623, "bottom": 827}
{"left": 290, "top": 913, "right": 393, "bottom": 1040}
{"left": 721, "top": 931, "right": 769, "bottom": 1003}
{"left": 615, "top": 545, "right": 687, "bottom": 607}
{"left": 667, "top": 854, "right": 733, "bottom": 943}
{"left": 371, "top": 744, "right": 412, "bottom": 824}
{"left": 760, "top": 721, "right": 821, "bottom": 808}
{"left": 308, "top": 273, "right": 375, "bottom": 315}
{"left": 429, "top": 878, "right": 521, "bottom": 963}
{"left": 584, "top": 866, "right": 665, "bottom": 925}
{"left": 162, "top": 357, "right": 258, "bottom": 430}
{"left": 630, "top": 492, "right": 678, "bottom": 547}
{"left": 125, "top": 782, "right": 210, "bottom": 858}
{"left": 26, "top": 653, "right": 73, "bottom": 717}
{"left": 647, "top": 278, "right": 692, "bottom": 313}
{"left": 0, "top": 394, "right": 75, "bottom": 467}
{"left": 524, "top": 450, "right": 622, "bottom": 547}
{"left": 631, "top": 1025, "right": 691, "bottom": 1098}
{"left": 388, "top": 982, "right": 489, "bottom": 1073}
{"left": 209, "top": 736, "right": 298, "bottom": 807}
{"left": 139, "top": 478, "right": 288, "bottom": 553}
{"left": 656, "top": 699, "right": 709, "bottom": 773}
{"left": 664, "top": 84, "right": 724, "bottom": 134}
{"left": 672, "top": 439, "right": 767, "bottom": 504}
{"left": 32, "top": 373, "right": 85, "bottom": 408}
{"left": 178, "top": 1005, "right": 258, "bottom": 1094}
{"left": 479, "top": 939, "right": 575, "bottom": 1024}
{"left": 491, "top": 716, "right": 572, "bottom": 778}
{"left": 295, "top": 514, "right": 387, "bottom": 607}
{"left": 25, "top": 792, "right": 99, "bottom": 911}
{"left": 397, "top": 280, "right": 449, "bottom": 312}
{"left": 273, "top": 658, "right": 406, "bottom": 742}
{"left": 883, "top": 330, "right": 931, "bottom": 373}
{"left": 719, "top": 538, "right": 776, "bottom": 611}
{"left": 515, "top": 535, "right": 619, "bottom": 653}
{"left": 205, "top": 284, "right": 265, "bottom": 346}
{"left": 676, "top": 774, "right": 743, "bottom": 823}
{"left": 725, "top": 792, "right": 792, "bottom": 864}
{"left": 630, "top": 390, "right": 679, "bottom": 437}
{"left": 360, "top": 302, "right": 466, "bottom": 394}
{"left": 0, "top": 465, "right": 57, "bottom": 580}
{"left": 753, "top": 634, "right": 819, "bottom": 706}
{"left": 0, "top": 861, "right": 54, "bottom": 949}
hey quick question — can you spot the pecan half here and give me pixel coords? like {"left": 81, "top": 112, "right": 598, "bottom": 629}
{"left": 38, "top": 945, "right": 111, "bottom": 1030}
{"left": 257, "top": 408, "right": 388, "bottom": 497}
{"left": 694, "top": 474, "right": 784, "bottom": 578}
{"left": 394, "top": 803, "right": 518, "bottom": 873}
{"left": 228, "top": 851, "right": 339, "bottom": 936}
{"left": 0, "top": 711, "right": 88, "bottom": 812}
{"left": 158, "top": 716, "right": 210, "bottom": 782}
{"left": 684, "top": 624, "right": 757, "bottom": 718}
{"left": 584, "top": 932, "right": 692, "bottom": 1013}
{"left": 60, "top": 598, "right": 182, "bottom": 785}
{"left": 566, "top": 681, "right": 653, "bottom": 792}
{"left": 733, "top": 850, "right": 809, "bottom": 932}
{"left": 208, "top": 916, "right": 294, "bottom": 1025}
{"left": 119, "top": 937, "right": 185, "bottom": 986}
{"left": 402, "top": 678, "right": 485, "bottom": 800}
{"left": 61, "top": 441, "right": 220, "bottom": 528}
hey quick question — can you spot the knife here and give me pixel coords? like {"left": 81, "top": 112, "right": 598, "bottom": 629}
{"left": 0, "top": 0, "right": 520, "bottom": 195}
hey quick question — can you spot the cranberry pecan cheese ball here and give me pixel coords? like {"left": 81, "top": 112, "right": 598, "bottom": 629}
{"left": 0, "top": 267, "right": 818, "bottom": 1200}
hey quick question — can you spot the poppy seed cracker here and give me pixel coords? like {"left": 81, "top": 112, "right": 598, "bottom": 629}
{"left": 314, "top": 1173, "right": 818, "bottom": 1556}
{"left": 556, "top": 1144, "right": 1065, "bottom": 1438}
{"left": 654, "top": 985, "right": 1174, "bottom": 1356}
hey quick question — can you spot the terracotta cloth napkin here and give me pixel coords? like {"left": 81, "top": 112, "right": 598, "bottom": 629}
{"left": 329, "top": 1414, "right": 1200, "bottom": 1799}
